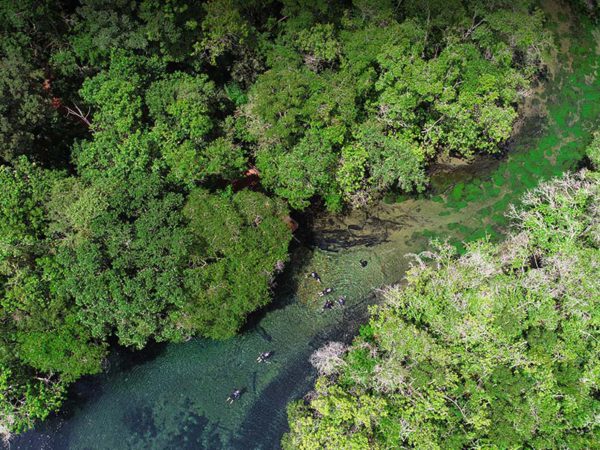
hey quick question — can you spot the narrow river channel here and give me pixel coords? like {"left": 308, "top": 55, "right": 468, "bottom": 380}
{"left": 11, "top": 4, "right": 600, "bottom": 450}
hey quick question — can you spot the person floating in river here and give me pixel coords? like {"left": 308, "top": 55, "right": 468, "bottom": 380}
{"left": 226, "top": 389, "right": 242, "bottom": 404}
{"left": 318, "top": 287, "right": 334, "bottom": 296}
{"left": 360, "top": 259, "right": 368, "bottom": 268}
{"left": 309, "top": 271, "right": 322, "bottom": 283}
{"left": 323, "top": 299, "right": 334, "bottom": 310}
{"left": 257, "top": 351, "right": 274, "bottom": 363}
{"left": 337, "top": 296, "right": 346, "bottom": 306}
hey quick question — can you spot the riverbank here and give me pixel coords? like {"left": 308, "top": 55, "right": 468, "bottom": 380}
{"left": 10, "top": 2, "right": 600, "bottom": 449}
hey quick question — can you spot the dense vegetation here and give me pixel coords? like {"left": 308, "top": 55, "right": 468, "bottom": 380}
{"left": 0, "top": 0, "right": 579, "bottom": 440}
{"left": 576, "top": 0, "right": 600, "bottom": 19}
{"left": 284, "top": 143, "right": 600, "bottom": 448}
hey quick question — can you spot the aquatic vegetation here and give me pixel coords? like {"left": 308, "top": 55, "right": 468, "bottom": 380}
{"left": 425, "top": 14, "right": 600, "bottom": 248}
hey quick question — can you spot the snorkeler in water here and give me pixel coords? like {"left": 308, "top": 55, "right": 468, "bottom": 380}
{"left": 318, "top": 287, "right": 334, "bottom": 296}
{"left": 226, "top": 389, "right": 242, "bottom": 404}
{"left": 257, "top": 351, "right": 274, "bottom": 363}
{"left": 323, "top": 299, "right": 334, "bottom": 310}
{"left": 337, "top": 296, "right": 346, "bottom": 306}
{"left": 309, "top": 271, "right": 321, "bottom": 283}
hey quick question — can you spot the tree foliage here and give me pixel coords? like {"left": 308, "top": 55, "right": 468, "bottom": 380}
{"left": 245, "top": 0, "right": 554, "bottom": 209}
{"left": 284, "top": 169, "right": 600, "bottom": 449}
{"left": 182, "top": 189, "right": 290, "bottom": 339}
{"left": 574, "top": 0, "right": 600, "bottom": 20}
{"left": 587, "top": 130, "right": 600, "bottom": 169}
{"left": 0, "top": 1, "right": 71, "bottom": 163}
{"left": 0, "top": 0, "right": 568, "bottom": 438}
{"left": 0, "top": 158, "right": 103, "bottom": 436}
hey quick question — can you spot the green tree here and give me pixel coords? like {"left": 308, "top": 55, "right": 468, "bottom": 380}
{"left": 0, "top": 1, "right": 69, "bottom": 162}
{"left": 46, "top": 49, "right": 290, "bottom": 346}
{"left": 78, "top": 52, "right": 246, "bottom": 187}
{"left": 49, "top": 172, "right": 193, "bottom": 348}
{"left": 0, "top": 364, "right": 65, "bottom": 437}
{"left": 0, "top": 158, "right": 106, "bottom": 440}
{"left": 63, "top": 0, "right": 202, "bottom": 69}
{"left": 146, "top": 72, "right": 247, "bottom": 186}
{"left": 284, "top": 170, "right": 600, "bottom": 449}
{"left": 246, "top": 0, "right": 553, "bottom": 210}
{"left": 182, "top": 189, "right": 290, "bottom": 339}
{"left": 587, "top": 131, "right": 600, "bottom": 169}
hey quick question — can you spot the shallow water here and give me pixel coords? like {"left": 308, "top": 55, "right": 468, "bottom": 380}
{"left": 11, "top": 6, "right": 600, "bottom": 450}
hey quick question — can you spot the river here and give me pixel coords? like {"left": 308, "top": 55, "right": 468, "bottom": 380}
{"left": 10, "top": 4, "right": 600, "bottom": 450}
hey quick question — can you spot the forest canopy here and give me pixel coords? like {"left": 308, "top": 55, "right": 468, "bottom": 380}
{"left": 0, "top": 0, "right": 569, "bottom": 439}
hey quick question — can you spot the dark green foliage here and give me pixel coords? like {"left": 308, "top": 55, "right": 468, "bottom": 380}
{"left": 45, "top": 49, "right": 290, "bottom": 347}
{"left": 0, "top": 2, "right": 291, "bottom": 434}
{"left": 146, "top": 72, "right": 247, "bottom": 185}
{"left": 256, "top": 129, "right": 343, "bottom": 210}
{"left": 284, "top": 170, "right": 600, "bottom": 449}
{"left": 50, "top": 172, "right": 193, "bottom": 348}
{"left": 0, "top": 363, "right": 65, "bottom": 436}
{"left": 76, "top": 52, "right": 247, "bottom": 186}
{"left": 0, "top": 157, "right": 58, "bottom": 249}
{"left": 0, "top": 158, "right": 105, "bottom": 436}
{"left": 63, "top": 0, "right": 202, "bottom": 68}
{"left": 245, "top": 0, "right": 553, "bottom": 209}
{"left": 58, "top": 0, "right": 264, "bottom": 84}
{"left": 574, "top": 0, "right": 600, "bottom": 20}
{"left": 587, "top": 131, "right": 600, "bottom": 169}
{"left": 183, "top": 189, "right": 290, "bottom": 338}
{"left": 0, "top": 1, "right": 69, "bottom": 163}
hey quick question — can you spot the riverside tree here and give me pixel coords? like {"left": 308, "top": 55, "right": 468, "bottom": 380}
{"left": 284, "top": 162, "right": 600, "bottom": 448}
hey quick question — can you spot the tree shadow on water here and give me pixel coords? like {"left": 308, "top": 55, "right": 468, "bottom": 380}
{"left": 239, "top": 242, "right": 316, "bottom": 337}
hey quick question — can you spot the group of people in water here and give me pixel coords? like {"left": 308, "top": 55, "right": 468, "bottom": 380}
{"left": 310, "top": 272, "right": 344, "bottom": 309}
{"left": 227, "top": 260, "right": 367, "bottom": 403}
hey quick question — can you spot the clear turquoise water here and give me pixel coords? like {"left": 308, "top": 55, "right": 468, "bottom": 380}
{"left": 11, "top": 8, "right": 600, "bottom": 450}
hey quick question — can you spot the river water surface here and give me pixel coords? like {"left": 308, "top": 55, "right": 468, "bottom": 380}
{"left": 11, "top": 4, "right": 600, "bottom": 450}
